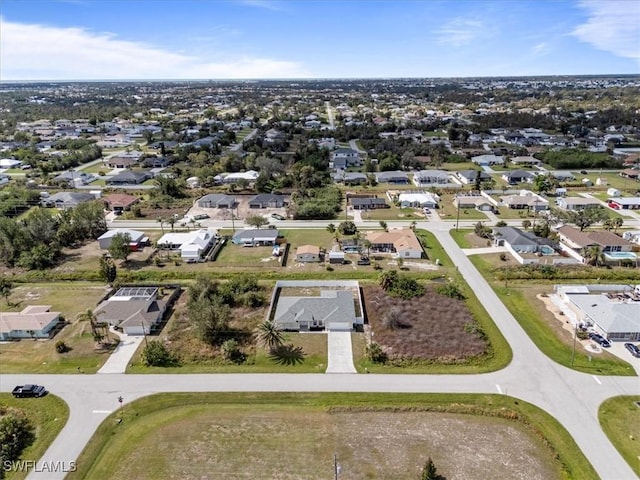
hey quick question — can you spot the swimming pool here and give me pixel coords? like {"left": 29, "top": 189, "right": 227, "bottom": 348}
{"left": 539, "top": 245, "right": 555, "bottom": 255}
{"left": 604, "top": 252, "right": 638, "bottom": 260}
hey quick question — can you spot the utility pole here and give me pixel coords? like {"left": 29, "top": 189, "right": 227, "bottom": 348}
{"left": 141, "top": 322, "right": 148, "bottom": 348}
{"left": 455, "top": 197, "right": 461, "bottom": 231}
{"left": 570, "top": 322, "right": 577, "bottom": 367}
{"left": 334, "top": 454, "right": 340, "bottom": 480}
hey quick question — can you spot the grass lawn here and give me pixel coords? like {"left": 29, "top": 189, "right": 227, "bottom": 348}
{"left": 416, "top": 229, "right": 453, "bottom": 267}
{"left": 0, "top": 394, "right": 69, "bottom": 480}
{"left": 469, "top": 254, "right": 635, "bottom": 376}
{"left": 361, "top": 205, "right": 423, "bottom": 221}
{"left": 450, "top": 228, "right": 485, "bottom": 248}
{"left": 599, "top": 395, "right": 640, "bottom": 477}
{"left": 128, "top": 332, "right": 328, "bottom": 373}
{"left": 235, "top": 127, "right": 253, "bottom": 142}
{"left": 574, "top": 172, "right": 639, "bottom": 193}
{"left": 68, "top": 392, "right": 595, "bottom": 480}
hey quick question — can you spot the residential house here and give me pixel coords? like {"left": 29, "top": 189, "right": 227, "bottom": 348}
{"left": 42, "top": 191, "right": 97, "bottom": 209}
{"left": 52, "top": 171, "right": 96, "bottom": 187}
{"left": 350, "top": 197, "right": 389, "bottom": 210}
{"left": 396, "top": 192, "right": 439, "bottom": 209}
{"left": 456, "top": 170, "right": 491, "bottom": 185}
{"left": 157, "top": 229, "right": 217, "bottom": 262}
{"left": 103, "top": 155, "right": 140, "bottom": 169}
{"left": 273, "top": 290, "right": 355, "bottom": 331}
{"left": 196, "top": 194, "right": 237, "bottom": 209}
{"left": 366, "top": 228, "right": 423, "bottom": 259}
{"left": 502, "top": 170, "right": 535, "bottom": 185}
{"left": 493, "top": 226, "right": 557, "bottom": 254}
{"left": 622, "top": 231, "right": 640, "bottom": 245}
{"left": 94, "top": 286, "right": 167, "bottom": 335}
{"left": 248, "top": 194, "right": 289, "bottom": 209}
{"left": 412, "top": 170, "right": 450, "bottom": 187}
{"left": 453, "top": 195, "right": 495, "bottom": 211}
{"left": 0, "top": 174, "right": 10, "bottom": 186}
{"left": 295, "top": 245, "right": 321, "bottom": 263}
{"left": 221, "top": 170, "right": 259, "bottom": 184}
{"left": 231, "top": 229, "right": 279, "bottom": 246}
{"left": 375, "top": 171, "right": 409, "bottom": 184}
{"left": 330, "top": 148, "right": 361, "bottom": 169}
{"left": 97, "top": 229, "right": 147, "bottom": 250}
{"left": 332, "top": 171, "right": 367, "bottom": 185}
{"left": 510, "top": 156, "right": 541, "bottom": 167}
{"left": 0, "top": 306, "right": 62, "bottom": 341}
{"left": 550, "top": 171, "right": 575, "bottom": 182}
{"left": 607, "top": 197, "right": 640, "bottom": 210}
{"left": 620, "top": 169, "right": 640, "bottom": 180}
{"left": 556, "top": 197, "right": 602, "bottom": 211}
{"left": 500, "top": 191, "right": 549, "bottom": 211}
{"left": 0, "top": 158, "right": 23, "bottom": 169}
{"left": 471, "top": 154, "right": 504, "bottom": 166}
{"left": 555, "top": 285, "right": 640, "bottom": 341}
{"left": 103, "top": 193, "right": 140, "bottom": 213}
{"left": 556, "top": 225, "right": 635, "bottom": 264}
{"left": 105, "top": 170, "right": 152, "bottom": 186}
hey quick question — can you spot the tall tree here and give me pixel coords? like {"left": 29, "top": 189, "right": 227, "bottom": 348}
{"left": 0, "top": 277, "right": 13, "bottom": 305}
{"left": 246, "top": 215, "right": 269, "bottom": 229}
{"left": 99, "top": 254, "right": 117, "bottom": 284}
{"left": 108, "top": 233, "right": 132, "bottom": 262}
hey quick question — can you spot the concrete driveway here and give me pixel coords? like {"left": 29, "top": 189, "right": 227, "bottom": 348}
{"left": 97, "top": 331, "right": 144, "bottom": 374}
{"left": 326, "top": 331, "right": 357, "bottom": 373}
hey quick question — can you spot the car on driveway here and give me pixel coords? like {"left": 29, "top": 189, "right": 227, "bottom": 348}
{"left": 589, "top": 332, "right": 611, "bottom": 348}
{"left": 12, "top": 384, "right": 47, "bottom": 398}
{"left": 271, "top": 213, "right": 286, "bottom": 220}
{"left": 624, "top": 343, "right": 640, "bottom": 357}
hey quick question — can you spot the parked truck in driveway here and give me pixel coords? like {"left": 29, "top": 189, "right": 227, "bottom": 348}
{"left": 12, "top": 384, "right": 47, "bottom": 398}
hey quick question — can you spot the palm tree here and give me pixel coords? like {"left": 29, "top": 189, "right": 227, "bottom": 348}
{"left": 77, "top": 309, "right": 107, "bottom": 344}
{"left": 157, "top": 218, "right": 166, "bottom": 234}
{"left": 612, "top": 217, "right": 623, "bottom": 233}
{"left": 582, "top": 245, "right": 605, "bottom": 266}
{"left": 255, "top": 320, "right": 285, "bottom": 351}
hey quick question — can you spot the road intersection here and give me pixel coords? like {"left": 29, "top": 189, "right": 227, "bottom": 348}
{"left": 1, "top": 218, "right": 639, "bottom": 479}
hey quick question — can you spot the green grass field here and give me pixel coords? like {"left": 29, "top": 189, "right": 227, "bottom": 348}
{"left": 599, "top": 395, "right": 640, "bottom": 477}
{"left": 68, "top": 392, "right": 596, "bottom": 480}
{"left": 0, "top": 394, "right": 69, "bottom": 480}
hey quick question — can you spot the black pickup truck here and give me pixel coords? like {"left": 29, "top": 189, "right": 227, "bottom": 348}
{"left": 12, "top": 384, "right": 47, "bottom": 398}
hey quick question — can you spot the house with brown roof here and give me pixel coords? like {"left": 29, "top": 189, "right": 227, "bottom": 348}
{"left": 366, "top": 228, "right": 423, "bottom": 259}
{"left": 103, "top": 193, "right": 139, "bottom": 213}
{"left": 295, "top": 245, "right": 321, "bottom": 263}
{"left": 0, "top": 306, "right": 62, "bottom": 340}
{"left": 556, "top": 225, "right": 635, "bottom": 264}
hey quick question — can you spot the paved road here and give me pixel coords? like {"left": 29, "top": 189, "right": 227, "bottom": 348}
{"left": 1, "top": 221, "right": 639, "bottom": 479}
{"left": 325, "top": 101, "right": 335, "bottom": 130}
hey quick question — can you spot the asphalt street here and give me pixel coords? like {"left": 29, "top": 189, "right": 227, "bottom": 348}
{"left": 1, "top": 219, "right": 639, "bottom": 479}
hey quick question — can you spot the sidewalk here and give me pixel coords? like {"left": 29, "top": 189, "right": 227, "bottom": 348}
{"left": 97, "top": 329, "right": 145, "bottom": 374}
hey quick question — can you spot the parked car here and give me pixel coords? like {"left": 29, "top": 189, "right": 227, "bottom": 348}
{"left": 12, "top": 384, "right": 47, "bottom": 398}
{"left": 624, "top": 343, "right": 640, "bottom": 357}
{"left": 192, "top": 214, "right": 210, "bottom": 220}
{"left": 357, "top": 256, "right": 371, "bottom": 266}
{"left": 589, "top": 332, "right": 611, "bottom": 348}
{"left": 271, "top": 213, "right": 285, "bottom": 220}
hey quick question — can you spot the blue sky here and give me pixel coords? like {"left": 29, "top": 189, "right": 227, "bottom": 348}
{"left": 1, "top": 0, "right": 638, "bottom": 80}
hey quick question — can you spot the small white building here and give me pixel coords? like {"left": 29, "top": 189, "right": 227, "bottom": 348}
{"left": 157, "top": 229, "right": 217, "bottom": 262}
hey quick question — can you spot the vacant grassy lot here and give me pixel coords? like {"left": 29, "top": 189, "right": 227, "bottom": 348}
{"left": 69, "top": 392, "right": 594, "bottom": 480}
{"left": 450, "top": 228, "right": 490, "bottom": 249}
{"left": 0, "top": 394, "right": 69, "bottom": 480}
{"left": 364, "top": 285, "right": 488, "bottom": 362}
{"left": 469, "top": 254, "right": 635, "bottom": 376}
{"left": 0, "top": 284, "right": 120, "bottom": 373}
{"left": 361, "top": 205, "right": 423, "bottom": 221}
{"left": 438, "top": 194, "right": 490, "bottom": 220}
{"left": 599, "top": 395, "right": 640, "bottom": 477}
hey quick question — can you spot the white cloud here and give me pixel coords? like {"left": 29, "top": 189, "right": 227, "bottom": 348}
{"left": 532, "top": 42, "right": 551, "bottom": 56}
{"left": 572, "top": 0, "right": 640, "bottom": 60}
{"left": 0, "top": 18, "right": 309, "bottom": 80}
{"left": 436, "top": 18, "right": 486, "bottom": 47}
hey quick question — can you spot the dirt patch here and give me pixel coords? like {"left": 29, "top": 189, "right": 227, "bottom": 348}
{"left": 107, "top": 408, "right": 561, "bottom": 480}
{"left": 364, "top": 286, "right": 488, "bottom": 362}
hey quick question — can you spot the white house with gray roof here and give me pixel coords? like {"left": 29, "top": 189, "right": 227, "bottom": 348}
{"left": 274, "top": 290, "right": 356, "bottom": 331}
{"left": 232, "top": 229, "right": 279, "bottom": 246}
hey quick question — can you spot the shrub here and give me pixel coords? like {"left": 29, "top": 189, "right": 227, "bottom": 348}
{"left": 141, "top": 340, "right": 179, "bottom": 367}
{"left": 55, "top": 341, "right": 70, "bottom": 353}
{"left": 365, "top": 342, "right": 387, "bottom": 363}
{"left": 0, "top": 409, "right": 35, "bottom": 468}
{"left": 221, "top": 339, "right": 244, "bottom": 363}
{"left": 436, "top": 283, "right": 465, "bottom": 300}
{"left": 381, "top": 308, "right": 402, "bottom": 330}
